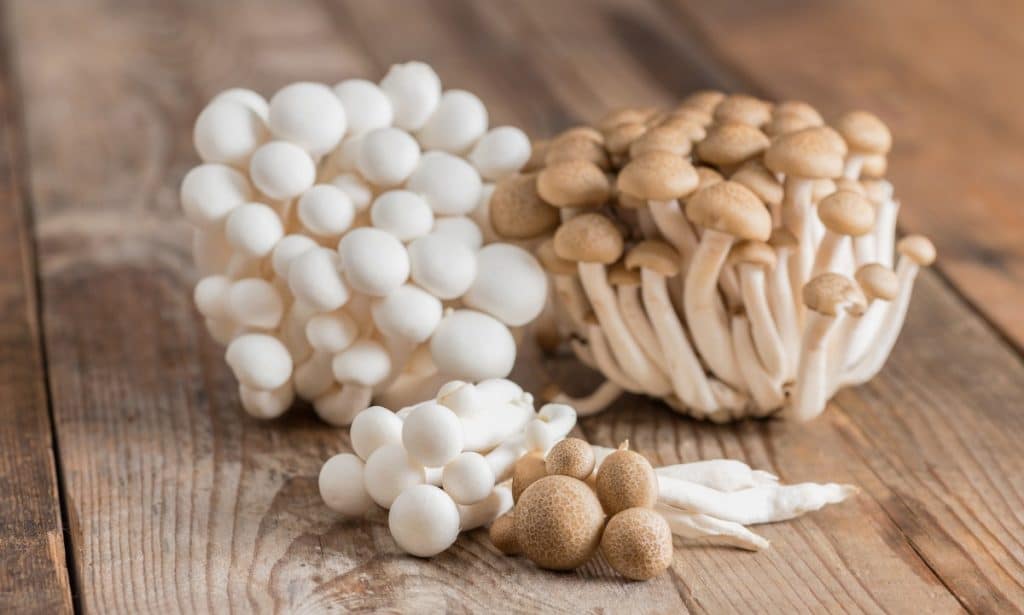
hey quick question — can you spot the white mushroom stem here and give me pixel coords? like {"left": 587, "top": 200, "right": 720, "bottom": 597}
{"left": 578, "top": 262, "right": 673, "bottom": 396}
{"left": 683, "top": 229, "right": 745, "bottom": 390}
{"left": 458, "top": 484, "right": 513, "bottom": 531}
{"left": 718, "top": 267, "right": 744, "bottom": 311}
{"left": 875, "top": 197, "right": 900, "bottom": 269}
{"left": 843, "top": 155, "right": 866, "bottom": 181}
{"left": 840, "top": 298, "right": 886, "bottom": 374}
{"left": 484, "top": 437, "right": 528, "bottom": 483}
{"left": 524, "top": 403, "right": 577, "bottom": 453}
{"left": 737, "top": 263, "right": 786, "bottom": 380}
{"left": 810, "top": 231, "right": 852, "bottom": 278}
{"left": 648, "top": 200, "right": 697, "bottom": 262}
{"left": 655, "top": 505, "right": 769, "bottom": 551}
{"left": 617, "top": 284, "right": 669, "bottom": 375}
{"left": 853, "top": 234, "right": 875, "bottom": 268}
{"left": 788, "top": 310, "right": 847, "bottom": 422}
{"left": 768, "top": 245, "right": 800, "bottom": 379}
{"left": 780, "top": 178, "right": 816, "bottom": 320}
{"left": 313, "top": 384, "right": 373, "bottom": 426}
{"left": 547, "top": 380, "right": 623, "bottom": 416}
{"left": 657, "top": 477, "right": 859, "bottom": 525}
{"left": 731, "top": 315, "right": 784, "bottom": 413}
{"left": 552, "top": 275, "right": 589, "bottom": 336}
{"left": 585, "top": 321, "right": 644, "bottom": 394}
{"left": 636, "top": 207, "right": 660, "bottom": 239}
{"left": 656, "top": 460, "right": 778, "bottom": 492}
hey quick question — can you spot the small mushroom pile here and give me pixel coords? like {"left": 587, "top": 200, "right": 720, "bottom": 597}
{"left": 318, "top": 379, "right": 578, "bottom": 557}
{"left": 492, "top": 93, "right": 936, "bottom": 421}
{"left": 184, "top": 61, "right": 549, "bottom": 423}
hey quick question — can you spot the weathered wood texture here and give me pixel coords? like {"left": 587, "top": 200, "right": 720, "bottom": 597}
{"left": 5, "top": 0, "right": 1024, "bottom": 612}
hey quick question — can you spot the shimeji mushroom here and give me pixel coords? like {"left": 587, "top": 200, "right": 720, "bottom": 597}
{"left": 248, "top": 141, "right": 317, "bottom": 201}
{"left": 695, "top": 122, "right": 770, "bottom": 176}
{"left": 432, "top": 216, "right": 483, "bottom": 251}
{"left": 764, "top": 101, "right": 824, "bottom": 138}
{"left": 267, "top": 82, "right": 347, "bottom": 157}
{"left": 192, "top": 96, "right": 268, "bottom": 167}
{"left": 402, "top": 401, "right": 465, "bottom": 468}
{"left": 338, "top": 227, "right": 411, "bottom": 297}
{"left": 356, "top": 127, "right": 421, "bottom": 187}
{"left": 608, "top": 264, "right": 669, "bottom": 377}
{"left": 863, "top": 179, "right": 899, "bottom": 269}
{"left": 766, "top": 229, "right": 801, "bottom": 378}
{"left": 731, "top": 311, "right": 783, "bottom": 413}
{"left": 296, "top": 183, "right": 355, "bottom": 239}
{"left": 363, "top": 443, "right": 427, "bottom": 508}
{"left": 628, "top": 124, "right": 693, "bottom": 159}
{"left": 535, "top": 239, "right": 589, "bottom": 337}
{"left": 554, "top": 213, "right": 671, "bottom": 397}
{"left": 545, "top": 131, "right": 610, "bottom": 170}
{"left": 333, "top": 78, "right": 393, "bottom": 135}
{"left": 430, "top": 310, "right": 516, "bottom": 382}
{"left": 442, "top": 451, "right": 496, "bottom": 505}
{"left": 225, "top": 333, "right": 293, "bottom": 392}
{"left": 225, "top": 278, "right": 284, "bottom": 330}
{"left": 578, "top": 314, "right": 644, "bottom": 394}
{"left": 488, "top": 173, "right": 559, "bottom": 240}
{"left": 684, "top": 181, "right": 772, "bottom": 391}
{"left": 270, "top": 234, "right": 317, "bottom": 279}
{"left": 787, "top": 273, "right": 866, "bottom": 422}
{"left": 469, "top": 126, "right": 531, "bottom": 181}
{"left": 379, "top": 61, "right": 441, "bottom": 132}
{"left": 728, "top": 241, "right": 786, "bottom": 393}
{"left": 811, "top": 190, "right": 876, "bottom": 278}
{"left": 835, "top": 111, "right": 892, "bottom": 180}
{"left": 731, "top": 160, "right": 784, "bottom": 227}
{"left": 406, "top": 151, "right": 483, "bottom": 216}
{"left": 655, "top": 505, "right": 769, "bottom": 551}
{"left": 371, "top": 284, "right": 443, "bottom": 344}
{"left": 349, "top": 405, "right": 404, "bottom": 461}
{"left": 224, "top": 202, "right": 284, "bottom": 264}
{"left": 408, "top": 233, "right": 477, "bottom": 300}
{"left": 287, "top": 247, "right": 350, "bottom": 313}
{"left": 842, "top": 235, "right": 935, "bottom": 387}
{"left": 329, "top": 173, "right": 374, "bottom": 213}
{"left": 370, "top": 190, "right": 435, "bottom": 242}
{"left": 616, "top": 151, "right": 700, "bottom": 266}
{"left": 537, "top": 160, "right": 611, "bottom": 208}
{"left": 323, "top": 339, "right": 393, "bottom": 426}
{"left": 319, "top": 453, "right": 375, "bottom": 517}
{"left": 305, "top": 310, "right": 359, "bottom": 354}
{"left": 713, "top": 94, "right": 772, "bottom": 128}
{"left": 294, "top": 351, "right": 335, "bottom": 400}
{"left": 523, "top": 403, "right": 577, "bottom": 454}
{"left": 463, "top": 244, "right": 548, "bottom": 327}
{"left": 417, "top": 89, "right": 488, "bottom": 154}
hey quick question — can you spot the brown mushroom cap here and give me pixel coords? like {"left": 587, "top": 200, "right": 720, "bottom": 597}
{"left": 489, "top": 174, "right": 560, "bottom": 239}
{"left": 765, "top": 113, "right": 823, "bottom": 137}
{"left": 515, "top": 475, "right": 606, "bottom": 570}
{"left": 679, "top": 90, "right": 726, "bottom": 114}
{"left": 607, "top": 262, "right": 641, "bottom": 286}
{"left": 537, "top": 160, "right": 611, "bottom": 208}
{"left": 535, "top": 238, "right": 578, "bottom": 276}
{"left": 629, "top": 125, "right": 693, "bottom": 159}
{"left": 696, "top": 166, "right": 724, "bottom": 190}
{"left": 595, "top": 448, "right": 658, "bottom": 515}
{"left": 624, "top": 240, "right": 681, "bottom": 277}
{"left": 656, "top": 115, "right": 706, "bottom": 141}
{"left": 836, "top": 110, "right": 892, "bottom": 155}
{"left": 774, "top": 100, "right": 824, "bottom": 124}
{"left": 817, "top": 190, "right": 876, "bottom": 236}
{"left": 713, "top": 94, "right": 772, "bottom": 127}
{"left": 489, "top": 512, "right": 520, "bottom": 555}
{"left": 512, "top": 451, "right": 549, "bottom": 502}
{"left": 600, "top": 508, "right": 673, "bottom": 581}
{"left": 546, "top": 134, "right": 611, "bottom": 170}
{"left": 554, "top": 213, "right": 624, "bottom": 264}
{"left": 728, "top": 239, "right": 777, "bottom": 269}
{"left": 855, "top": 263, "right": 899, "bottom": 302}
{"left": 685, "top": 181, "right": 772, "bottom": 241}
{"left": 616, "top": 191, "right": 646, "bottom": 210}
{"left": 730, "top": 160, "right": 783, "bottom": 207}
{"left": 834, "top": 177, "right": 867, "bottom": 196}
{"left": 803, "top": 272, "right": 867, "bottom": 316}
{"left": 545, "top": 438, "right": 596, "bottom": 480}
{"left": 599, "top": 107, "right": 652, "bottom": 132}
{"left": 557, "top": 125, "right": 605, "bottom": 145}
{"left": 861, "top": 154, "right": 888, "bottom": 178}
{"left": 861, "top": 179, "right": 894, "bottom": 205}
{"left": 764, "top": 126, "right": 847, "bottom": 179}
{"left": 523, "top": 138, "right": 550, "bottom": 173}
{"left": 897, "top": 235, "right": 936, "bottom": 266}
{"left": 604, "top": 121, "right": 648, "bottom": 156}
{"left": 617, "top": 152, "right": 699, "bottom": 201}
{"left": 768, "top": 226, "right": 798, "bottom": 249}
{"left": 696, "top": 122, "right": 770, "bottom": 167}
{"left": 812, "top": 178, "right": 838, "bottom": 203}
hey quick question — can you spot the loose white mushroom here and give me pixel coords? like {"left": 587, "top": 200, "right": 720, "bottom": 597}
{"left": 406, "top": 151, "right": 483, "bottom": 216}
{"left": 431, "top": 216, "right": 483, "bottom": 251}
{"left": 402, "top": 401, "right": 465, "bottom": 468}
{"left": 268, "top": 82, "right": 347, "bottom": 157}
{"left": 430, "top": 310, "right": 516, "bottom": 381}
{"left": 408, "top": 233, "right": 477, "bottom": 300}
{"left": 332, "top": 339, "right": 392, "bottom": 388}
{"left": 417, "top": 89, "right": 488, "bottom": 154}
{"left": 313, "top": 384, "right": 374, "bottom": 427}
{"left": 655, "top": 505, "right": 769, "bottom": 551}
{"left": 224, "top": 202, "right": 284, "bottom": 259}
{"left": 193, "top": 97, "right": 268, "bottom": 166}
{"left": 350, "top": 406, "right": 405, "bottom": 461}
{"left": 442, "top": 452, "right": 496, "bottom": 505}
{"left": 293, "top": 351, "right": 335, "bottom": 400}
{"left": 729, "top": 241, "right": 786, "bottom": 381}
{"left": 249, "top": 141, "right": 316, "bottom": 201}
{"left": 296, "top": 184, "right": 355, "bottom": 238}
{"left": 356, "top": 127, "right": 421, "bottom": 187}
{"left": 333, "top": 78, "right": 393, "bottom": 135}
{"left": 238, "top": 382, "right": 293, "bottom": 419}
{"left": 811, "top": 190, "right": 875, "bottom": 277}
{"left": 370, "top": 190, "right": 434, "bottom": 241}
{"left": 194, "top": 275, "right": 232, "bottom": 321}
{"left": 225, "top": 278, "right": 284, "bottom": 330}
{"left": 469, "top": 126, "right": 531, "bottom": 180}
{"left": 363, "top": 443, "right": 427, "bottom": 508}
{"left": 305, "top": 310, "right": 359, "bottom": 354}
{"left": 388, "top": 484, "right": 461, "bottom": 557}
{"left": 270, "top": 234, "right": 318, "bottom": 278}
{"left": 329, "top": 173, "right": 374, "bottom": 212}
{"left": 458, "top": 484, "right": 513, "bottom": 531}
{"left": 338, "top": 227, "right": 410, "bottom": 297}
{"left": 379, "top": 61, "right": 442, "bottom": 132}
{"left": 371, "top": 284, "right": 443, "bottom": 344}
{"left": 319, "top": 453, "right": 375, "bottom": 517}
{"left": 462, "top": 244, "right": 547, "bottom": 326}
{"left": 213, "top": 88, "right": 269, "bottom": 120}
{"left": 225, "top": 333, "right": 293, "bottom": 390}
{"left": 287, "top": 247, "right": 350, "bottom": 312}
{"left": 180, "top": 164, "right": 252, "bottom": 229}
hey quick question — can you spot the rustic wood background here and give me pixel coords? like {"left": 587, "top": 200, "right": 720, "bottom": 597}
{"left": 3, "top": 0, "right": 1023, "bottom": 613}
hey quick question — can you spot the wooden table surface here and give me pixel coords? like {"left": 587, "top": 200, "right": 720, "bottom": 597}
{"left": 3, "top": 0, "right": 1024, "bottom": 613}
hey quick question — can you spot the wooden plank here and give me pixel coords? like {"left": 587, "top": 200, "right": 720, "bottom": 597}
{"left": 9, "top": 0, "right": 1023, "bottom": 612}
{"left": 0, "top": 4, "right": 74, "bottom": 612}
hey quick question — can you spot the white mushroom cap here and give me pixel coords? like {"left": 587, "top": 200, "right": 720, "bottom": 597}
{"left": 442, "top": 451, "right": 495, "bottom": 505}
{"left": 379, "top": 61, "right": 442, "bottom": 131}
{"left": 402, "top": 401, "right": 465, "bottom": 467}
{"left": 462, "top": 244, "right": 547, "bottom": 326}
{"left": 406, "top": 151, "right": 483, "bottom": 215}
{"left": 388, "top": 484, "right": 460, "bottom": 556}
{"left": 226, "top": 278, "right": 284, "bottom": 329}
{"left": 192, "top": 228, "right": 233, "bottom": 276}
{"left": 331, "top": 134, "right": 364, "bottom": 173}
{"left": 364, "top": 443, "right": 427, "bottom": 508}
{"left": 333, "top": 78, "right": 394, "bottom": 135}
{"left": 408, "top": 233, "right": 477, "bottom": 299}
{"left": 193, "top": 97, "right": 268, "bottom": 166}
{"left": 180, "top": 164, "right": 252, "bottom": 228}
{"left": 305, "top": 311, "right": 359, "bottom": 354}
{"left": 371, "top": 284, "right": 443, "bottom": 343}
{"left": 225, "top": 333, "right": 293, "bottom": 390}
{"left": 338, "top": 227, "right": 410, "bottom": 297}
{"left": 194, "top": 275, "right": 232, "bottom": 321}
{"left": 270, "top": 234, "right": 318, "bottom": 278}
{"left": 435, "top": 380, "right": 483, "bottom": 418}
{"left": 293, "top": 352, "right": 335, "bottom": 400}
{"left": 249, "top": 141, "right": 316, "bottom": 200}
{"left": 430, "top": 310, "right": 516, "bottom": 381}
{"left": 296, "top": 184, "right": 355, "bottom": 238}
{"left": 268, "top": 82, "right": 347, "bottom": 156}
{"left": 417, "top": 90, "right": 489, "bottom": 154}
{"left": 357, "top": 127, "right": 421, "bottom": 187}
{"left": 431, "top": 216, "right": 483, "bottom": 251}
{"left": 370, "top": 190, "right": 434, "bottom": 241}
{"left": 332, "top": 339, "right": 392, "bottom": 387}
{"left": 350, "top": 406, "right": 404, "bottom": 461}
{"left": 287, "top": 247, "right": 350, "bottom": 312}
{"left": 205, "top": 318, "right": 241, "bottom": 346}
{"left": 469, "top": 126, "right": 531, "bottom": 181}
{"left": 224, "top": 202, "right": 284, "bottom": 257}
{"left": 238, "top": 382, "right": 293, "bottom": 419}
{"left": 328, "top": 173, "right": 374, "bottom": 212}
{"left": 213, "top": 88, "right": 269, "bottom": 120}
{"left": 319, "top": 453, "right": 374, "bottom": 517}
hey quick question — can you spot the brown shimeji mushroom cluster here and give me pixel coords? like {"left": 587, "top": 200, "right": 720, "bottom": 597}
{"left": 490, "top": 92, "right": 936, "bottom": 422}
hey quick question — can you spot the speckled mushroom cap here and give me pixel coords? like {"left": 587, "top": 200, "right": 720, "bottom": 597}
{"left": 768, "top": 226, "right": 798, "bottom": 249}
{"left": 604, "top": 122, "right": 647, "bottom": 156}
{"left": 728, "top": 239, "right": 777, "bottom": 268}
{"left": 695, "top": 166, "right": 724, "bottom": 190}
{"left": 764, "top": 126, "right": 847, "bottom": 179}
{"left": 817, "top": 190, "right": 876, "bottom": 236}
{"left": 834, "top": 177, "right": 867, "bottom": 196}
{"left": 685, "top": 181, "right": 772, "bottom": 241}
{"left": 802, "top": 272, "right": 867, "bottom": 316}
{"left": 656, "top": 115, "right": 706, "bottom": 142}
{"left": 514, "top": 475, "right": 606, "bottom": 571}
{"left": 537, "top": 160, "right": 611, "bottom": 208}
{"left": 624, "top": 240, "right": 681, "bottom": 277}
{"left": 553, "top": 213, "right": 624, "bottom": 264}
{"left": 599, "top": 107, "right": 654, "bottom": 132}
{"left": 558, "top": 125, "right": 605, "bottom": 145}
{"left": 855, "top": 263, "right": 899, "bottom": 302}
{"left": 897, "top": 234, "right": 937, "bottom": 266}
{"left": 696, "top": 122, "right": 770, "bottom": 167}
{"left": 861, "top": 179, "right": 894, "bottom": 205}
{"left": 490, "top": 173, "right": 560, "bottom": 239}
{"left": 774, "top": 100, "right": 824, "bottom": 124}
{"left": 679, "top": 90, "right": 725, "bottom": 114}
{"left": 617, "top": 152, "right": 699, "bottom": 201}
{"left": 731, "top": 160, "right": 783, "bottom": 207}
{"left": 546, "top": 133, "right": 611, "bottom": 170}
{"left": 713, "top": 94, "right": 772, "bottom": 127}
{"left": 836, "top": 110, "right": 892, "bottom": 155}
{"left": 667, "top": 106, "right": 713, "bottom": 128}
{"left": 812, "top": 178, "right": 838, "bottom": 202}
{"left": 861, "top": 154, "right": 888, "bottom": 178}
{"left": 535, "top": 238, "right": 579, "bottom": 276}
{"left": 629, "top": 125, "right": 693, "bottom": 159}
{"left": 607, "top": 261, "right": 641, "bottom": 286}
{"left": 523, "top": 138, "right": 550, "bottom": 172}
{"left": 600, "top": 507, "right": 673, "bottom": 581}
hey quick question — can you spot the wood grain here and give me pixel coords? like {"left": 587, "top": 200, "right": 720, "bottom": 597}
{"left": 6, "top": 0, "right": 1024, "bottom": 612}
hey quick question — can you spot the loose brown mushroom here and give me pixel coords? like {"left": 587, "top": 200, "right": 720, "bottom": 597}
{"left": 767, "top": 228, "right": 801, "bottom": 378}
{"left": 684, "top": 181, "right": 772, "bottom": 390}
{"left": 489, "top": 512, "right": 520, "bottom": 555}
{"left": 728, "top": 241, "right": 786, "bottom": 381}
{"left": 595, "top": 443, "right": 658, "bottom": 515}
{"left": 712, "top": 94, "right": 772, "bottom": 127}
{"left": 512, "top": 451, "right": 549, "bottom": 502}
{"left": 827, "top": 263, "right": 899, "bottom": 394}
{"left": 546, "top": 438, "right": 596, "bottom": 480}
{"left": 811, "top": 189, "right": 876, "bottom": 277}
{"left": 835, "top": 111, "right": 892, "bottom": 179}
{"left": 489, "top": 173, "right": 560, "bottom": 240}
{"left": 787, "top": 273, "right": 866, "bottom": 421}
{"left": 600, "top": 508, "right": 673, "bottom": 581}
{"left": 515, "top": 475, "right": 606, "bottom": 570}
{"left": 696, "top": 123, "right": 770, "bottom": 174}
{"left": 537, "top": 160, "right": 611, "bottom": 208}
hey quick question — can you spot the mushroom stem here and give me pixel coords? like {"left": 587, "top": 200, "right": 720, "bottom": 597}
{"left": 768, "top": 245, "right": 800, "bottom": 379}
{"left": 731, "top": 314, "right": 784, "bottom": 413}
{"left": 617, "top": 284, "right": 669, "bottom": 376}
{"left": 312, "top": 383, "right": 373, "bottom": 426}
{"left": 737, "top": 264, "right": 786, "bottom": 380}
{"left": 781, "top": 177, "right": 816, "bottom": 319}
{"left": 584, "top": 320, "right": 645, "bottom": 394}
{"left": 458, "top": 484, "right": 513, "bottom": 531}
{"left": 647, "top": 199, "right": 700, "bottom": 275}
{"left": 544, "top": 380, "right": 624, "bottom": 416}
{"left": 875, "top": 198, "right": 900, "bottom": 269}
{"left": 810, "top": 232, "right": 850, "bottom": 278}
{"left": 655, "top": 505, "right": 769, "bottom": 551}
{"left": 853, "top": 234, "right": 875, "bottom": 268}
{"left": 552, "top": 274, "right": 589, "bottom": 336}
{"left": 786, "top": 311, "right": 843, "bottom": 422}
{"left": 657, "top": 477, "right": 858, "bottom": 525}
{"left": 655, "top": 460, "right": 778, "bottom": 492}
{"left": 843, "top": 155, "right": 866, "bottom": 180}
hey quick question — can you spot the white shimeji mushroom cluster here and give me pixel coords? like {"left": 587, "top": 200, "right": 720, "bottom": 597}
{"left": 317, "top": 379, "right": 578, "bottom": 557}
{"left": 184, "top": 62, "right": 549, "bottom": 423}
